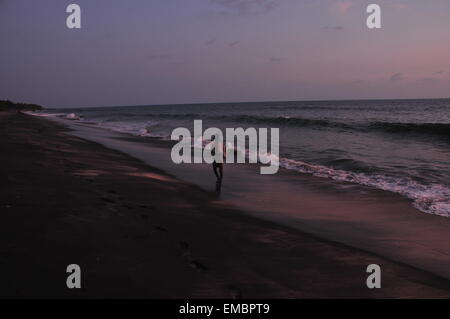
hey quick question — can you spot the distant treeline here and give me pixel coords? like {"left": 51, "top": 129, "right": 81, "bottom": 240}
{"left": 0, "top": 100, "right": 43, "bottom": 111}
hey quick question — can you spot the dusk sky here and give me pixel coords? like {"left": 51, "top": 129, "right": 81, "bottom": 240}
{"left": 1, "top": 0, "right": 450, "bottom": 108}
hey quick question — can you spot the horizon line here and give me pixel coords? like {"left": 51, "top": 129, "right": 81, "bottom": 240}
{"left": 42, "top": 96, "right": 450, "bottom": 109}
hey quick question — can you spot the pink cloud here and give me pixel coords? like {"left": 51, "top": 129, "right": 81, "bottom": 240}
{"left": 335, "top": 0, "right": 353, "bottom": 15}
{"left": 392, "top": 3, "right": 409, "bottom": 9}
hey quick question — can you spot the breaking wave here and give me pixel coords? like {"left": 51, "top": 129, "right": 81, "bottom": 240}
{"left": 139, "top": 113, "right": 450, "bottom": 138}
{"left": 279, "top": 157, "right": 450, "bottom": 218}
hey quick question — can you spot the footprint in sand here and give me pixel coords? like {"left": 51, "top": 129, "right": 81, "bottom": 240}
{"left": 189, "top": 260, "right": 208, "bottom": 272}
{"left": 121, "top": 203, "right": 133, "bottom": 210}
{"left": 227, "top": 285, "right": 242, "bottom": 299}
{"left": 100, "top": 196, "right": 116, "bottom": 204}
{"left": 179, "top": 241, "right": 190, "bottom": 257}
{"left": 177, "top": 241, "right": 209, "bottom": 273}
{"left": 155, "top": 225, "right": 168, "bottom": 232}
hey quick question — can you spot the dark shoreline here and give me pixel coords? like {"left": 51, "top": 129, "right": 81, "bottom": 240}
{"left": 1, "top": 111, "right": 449, "bottom": 298}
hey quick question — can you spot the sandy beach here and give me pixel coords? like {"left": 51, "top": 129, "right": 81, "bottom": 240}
{"left": 0, "top": 110, "right": 449, "bottom": 298}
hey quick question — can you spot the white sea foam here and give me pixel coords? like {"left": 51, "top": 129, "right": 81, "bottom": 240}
{"left": 279, "top": 157, "right": 450, "bottom": 218}
{"left": 95, "top": 120, "right": 170, "bottom": 139}
{"left": 23, "top": 111, "right": 67, "bottom": 118}
{"left": 66, "top": 113, "right": 81, "bottom": 120}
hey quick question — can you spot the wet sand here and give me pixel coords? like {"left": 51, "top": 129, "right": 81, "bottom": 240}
{"left": 1, "top": 111, "right": 449, "bottom": 298}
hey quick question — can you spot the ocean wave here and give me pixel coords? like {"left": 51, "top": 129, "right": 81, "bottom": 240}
{"left": 75, "top": 110, "right": 450, "bottom": 138}
{"left": 214, "top": 115, "right": 450, "bottom": 138}
{"left": 102, "top": 112, "right": 201, "bottom": 119}
{"left": 276, "top": 105, "right": 395, "bottom": 111}
{"left": 279, "top": 157, "right": 450, "bottom": 218}
{"left": 368, "top": 122, "right": 450, "bottom": 137}
{"left": 214, "top": 115, "right": 353, "bottom": 129}
{"left": 213, "top": 115, "right": 450, "bottom": 137}
{"left": 146, "top": 113, "right": 450, "bottom": 137}
{"left": 23, "top": 111, "right": 67, "bottom": 118}
{"left": 97, "top": 120, "right": 169, "bottom": 138}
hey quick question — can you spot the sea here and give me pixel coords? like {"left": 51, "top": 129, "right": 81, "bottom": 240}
{"left": 39, "top": 99, "right": 450, "bottom": 218}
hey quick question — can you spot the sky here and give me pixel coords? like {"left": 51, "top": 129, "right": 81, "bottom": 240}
{"left": 1, "top": 0, "right": 450, "bottom": 108}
